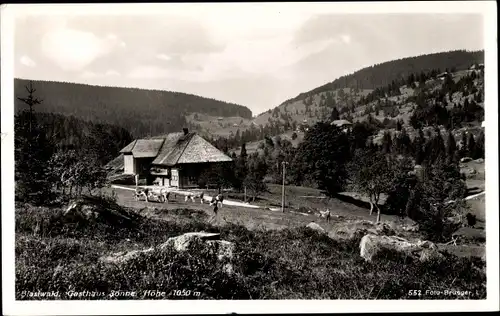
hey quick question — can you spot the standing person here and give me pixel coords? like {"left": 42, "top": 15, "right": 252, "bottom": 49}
{"left": 325, "top": 209, "right": 331, "bottom": 223}
{"left": 135, "top": 174, "right": 139, "bottom": 187}
{"left": 213, "top": 201, "right": 219, "bottom": 216}
{"left": 209, "top": 195, "right": 219, "bottom": 223}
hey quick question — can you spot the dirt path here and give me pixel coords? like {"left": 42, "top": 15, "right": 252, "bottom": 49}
{"left": 111, "top": 185, "right": 262, "bottom": 209}
{"left": 104, "top": 186, "right": 399, "bottom": 233}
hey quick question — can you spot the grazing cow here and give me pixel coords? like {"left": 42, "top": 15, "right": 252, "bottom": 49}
{"left": 135, "top": 187, "right": 169, "bottom": 203}
{"left": 319, "top": 209, "right": 331, "bottom": 223}
{"left": 134, "top": 188, "right": 149, "bottom": 202}
{"left": 149, "top": 188, "right": 170, "bottom": 203}
{"left": 184, "top": 192, "right": 205, "bottom": 204}
{"left": 210, "top": 194, "right": 224, "bottom": 208}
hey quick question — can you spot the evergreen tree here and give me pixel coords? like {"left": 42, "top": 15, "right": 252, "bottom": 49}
{"left": 382, "top": 131, "right": 393, "bottom": 154}
{"left": 330, "top": 107, "right": 340, "bottom": 121}
{"left": 414, "top": 128, "right": 426, "bottom": 165}
{"left": 233, "top": 143, "right": 248, "bottom": 190}
{"left": 467, "top": 133, "right": 476, "bottom": 158}
{"left": 446, "top": 130, "right": 457, "bottom": 162}
{"left": 15, "top": 111, "right": 55, "bottom": 204}
{"left": 473, "top": 130, "right": 485, "bottom": 159}
{"left": 459, "top": 131, "right": 468, "bottom": 157}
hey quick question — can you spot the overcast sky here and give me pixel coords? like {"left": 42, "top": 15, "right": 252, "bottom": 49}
{"left": 14, "top": 5, "right": 484, "bottom": 115}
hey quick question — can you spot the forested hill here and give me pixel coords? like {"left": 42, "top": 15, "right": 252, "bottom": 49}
{"left": 276, "top": 50, "right": 484, "bottom": 108}
{"left": 30, "top": 112, "right": 133, "bottom": 165}
{"left": 14, "top": 79, "right": 253, "bottom": 138}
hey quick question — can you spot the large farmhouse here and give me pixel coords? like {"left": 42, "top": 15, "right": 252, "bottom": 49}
{"left": 107, "top": 128, "right": 233, "bottom": 189}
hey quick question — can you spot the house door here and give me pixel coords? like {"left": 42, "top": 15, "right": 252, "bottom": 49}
{"left": 170, "top": 169, "right": 179, "bottom": 187}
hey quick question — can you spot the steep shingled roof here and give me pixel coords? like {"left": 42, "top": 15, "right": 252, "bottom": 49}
{"left": 152, "top": 132, "right": 232, "bottom": 166}
{"left": 119, "top": 139, "right": 165, "bottom": 158}
{"left": 115, "top": 131, "right": 232, "bottom": 167}
{"left": 177, "top": 134, "right": 233, "bottom": 164}
{"left": 152, "top": 132, "right": 195, "bottom": 165}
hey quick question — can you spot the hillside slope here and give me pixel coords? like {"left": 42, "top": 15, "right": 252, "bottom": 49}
{"left": 276, "top": 49, "right": 484, "bottom": 108}
{"left": 14, "top": 79, "right": 253, "bottom": 139}
{"left": 233, "top": 65, "right": 485, "bottom": 155}
{"left": 219, "top": 50, "right": 484, "bottom": 150}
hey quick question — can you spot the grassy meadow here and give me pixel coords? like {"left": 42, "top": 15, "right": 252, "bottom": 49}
{"left": 15, "top": 187, "right": 486, "bottom": 300}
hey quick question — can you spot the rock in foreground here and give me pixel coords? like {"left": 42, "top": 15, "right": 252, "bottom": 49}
{"left": 160, "top": 232, "right": 235, "bottom": 274}
{"left": 329, "top": 220, "right": 396, "bottom": 241}
{"left": 359, "top": 234, "right": 443, "bottom": 263}
{"left": 100, "top": 231, "right": 235, "bottom": 274}
{"left": 305, "top": 222, "right": 326, "bottom": 234}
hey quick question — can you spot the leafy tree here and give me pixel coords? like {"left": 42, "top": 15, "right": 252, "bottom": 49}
{"left": 348, "top": 122, "right": 376, "bottom": 153}
{"left": 198, "top": 162, "right": 234, "bottom": 193}
{"left": 410, "top": 161, "right": 467, "bottom": 241}
{"left": 349, "top": 149, "right": 394, "bottom": 222}
{"left": 384, "top": 158, "right": 419, "bottom": 218}
{"left": 48, "top": 150, "right": 79, "bottom": 195}
{"left": 243, "top": 154, "right": 268, "bottom": 201}
{"left": 291, "top": 122, "right": 350, "bottom": 195}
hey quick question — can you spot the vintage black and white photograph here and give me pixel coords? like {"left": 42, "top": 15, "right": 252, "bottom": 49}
{"left": 1, "top": 1, "right": 498, "bottom": 314}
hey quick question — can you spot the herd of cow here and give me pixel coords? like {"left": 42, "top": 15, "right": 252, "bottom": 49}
{"left": 133, "top": 187, "right": 332, "bottom": 222}
{"left": 134, "top": 187, "right": 224, "bottom": 210}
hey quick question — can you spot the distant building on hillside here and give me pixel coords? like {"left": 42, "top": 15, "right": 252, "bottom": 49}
{"left": 470, "top": 64, "right": 484, "bottom": 72}
{"left": 436, "top": 72, "right": 448, "bottom": 80}
{"left": 107, "top": 128, "right": 233, "bottom": 189}
{"left": 331, "top": 119, "right": 353, "bottom": 132}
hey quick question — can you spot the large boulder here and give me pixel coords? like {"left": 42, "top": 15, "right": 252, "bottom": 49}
{"left": 306, "top": 222, "right": 326, "bottom": 234}
{"left": 64, "top": 197, "right": 135, "bottom": 225}
{"left": 158, "top": 232, "right": 221, "bottom": 251}
{"left": 64, "top": 200, "right": 100, "bottom": 220}
{"left": 419, "top": 248, "right": 445, "bottom": 263}
{"left": 99, "top": 231, "right": 235, "bottom": 274}
{"left": 329, "top": 220, "right": 395, "bottom": 241}
{"left": 159, "top": 232, "right": 235, "bottom": 274}
{"left": 359, "top": 234, "right": 442, "bottom": 262}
